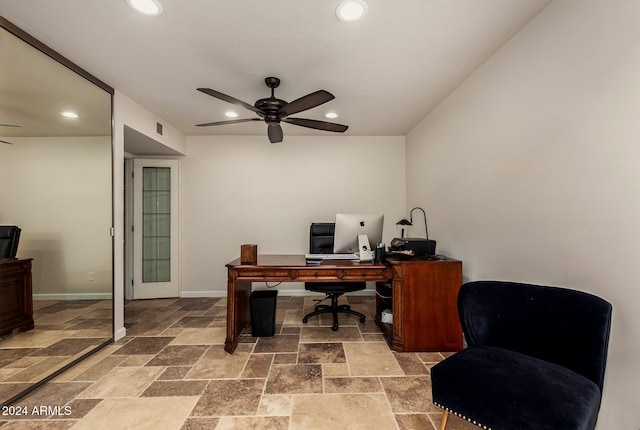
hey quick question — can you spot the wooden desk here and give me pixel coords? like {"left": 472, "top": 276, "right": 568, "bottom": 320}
{"left": 0, "top": 258, "right": 34, "bottom": 335}
{"left": 225, "top": 254, "right": 390, "bottom": 353}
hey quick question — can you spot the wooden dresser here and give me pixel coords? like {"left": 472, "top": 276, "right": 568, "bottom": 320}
{"left": 375, "top": 256, "right": 463, "bottom": 352}
{"left": 0, "top": 258, "right": 34, "bottom": 335}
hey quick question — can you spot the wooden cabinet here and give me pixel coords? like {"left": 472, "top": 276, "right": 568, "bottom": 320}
{"left": 0, "top": 258, "right": 34, "bottom": 335}
{"left": 376, "top": 256, "right": 463, "bottom": 352}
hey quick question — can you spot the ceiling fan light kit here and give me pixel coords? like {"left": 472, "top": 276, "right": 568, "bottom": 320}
{"left": 196, "top": 77, "right": 348, "bottom": 144}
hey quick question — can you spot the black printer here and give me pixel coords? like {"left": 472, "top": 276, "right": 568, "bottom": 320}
{"left": 389, "top": 237, "right": 437, "bottom": 257}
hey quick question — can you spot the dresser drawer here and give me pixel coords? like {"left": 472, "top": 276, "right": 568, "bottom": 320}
{"left": 295, "top": 268, "right": 340, "bottom": 280}
{"left": 236, "top": 269, "right": 292, "bottom": 279}
{"left": 342, "top": 268, "right": 388, "bottom": 281}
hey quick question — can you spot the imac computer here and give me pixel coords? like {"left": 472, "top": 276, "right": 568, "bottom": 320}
{"left": 333, "top": 213, "right": 384, "bottom": 261}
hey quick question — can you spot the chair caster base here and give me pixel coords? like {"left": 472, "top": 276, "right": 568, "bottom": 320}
{"left": 302, "top": 294, "right": 367, "bottom": 331}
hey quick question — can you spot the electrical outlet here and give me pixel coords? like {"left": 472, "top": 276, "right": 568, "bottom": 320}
{"left": 88, "top": 272, "right": 94, "bottom": 281}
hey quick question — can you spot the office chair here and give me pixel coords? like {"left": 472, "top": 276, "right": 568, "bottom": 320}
{"left": 302, "top": 223, "right": 366, "bottom": 331}
{"left": 431, "top": 281, "right": 612, "bottom": 430}
{"left": 0, "top": 225, "right": 21, "bottom": 259}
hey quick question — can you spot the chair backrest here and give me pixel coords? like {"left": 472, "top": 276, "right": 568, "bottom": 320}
{"left": 0, "top": 225, "right": 21, "bottom": 259}
{"left": 309, "top": 223, "right": 336, "bottom": 254}
{"left": 458, "top": 280, "right": 612, "bottom": 392}
{"left": 307, "top": 223, "right": 365, "bottom": 291}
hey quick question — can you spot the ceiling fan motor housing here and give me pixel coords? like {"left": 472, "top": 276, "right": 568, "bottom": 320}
{"left": 256, "top": 77, "right": 285, "bottom": 122}
{"left": 264, "top": 77, "right": 280, "bottom": 88}
{"left": 254, "top": 97, "right": 287, "bottom": 122}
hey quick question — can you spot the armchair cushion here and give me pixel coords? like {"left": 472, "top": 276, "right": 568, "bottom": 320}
{"left": 432, "top": 345, "right": 602, "bottom": 430}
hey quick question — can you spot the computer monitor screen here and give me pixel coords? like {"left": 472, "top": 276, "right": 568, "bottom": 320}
{"left": 333, "top": 213, "right": 384, "bottom": 253}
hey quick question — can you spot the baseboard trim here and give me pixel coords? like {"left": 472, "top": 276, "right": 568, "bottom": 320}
{"left": 114, "top": 327, "right": 126, "bottom": 341}
{"left": 180, "top": 289, "right": 376, "bottom": 298}
{"left": 180, "top": 291, "right": 227, "bottom": 298}
{"left": 33, "top": 293, "right": 113, "bottom": 301}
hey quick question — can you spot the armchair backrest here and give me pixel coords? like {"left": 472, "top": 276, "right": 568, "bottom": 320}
{"left": 458, "top": 281, "right": 612, "bottom": 392}
{"left": 0, "top": 225, "right": 21, "bottom": 259}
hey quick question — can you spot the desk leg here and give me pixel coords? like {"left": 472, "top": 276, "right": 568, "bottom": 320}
{"left": 225, "top": 277, "right": 251, "bottom": 354}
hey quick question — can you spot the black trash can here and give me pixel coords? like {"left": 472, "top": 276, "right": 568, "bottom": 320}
{"left": 250, "top": 290, "right": 278, "bottom": 337}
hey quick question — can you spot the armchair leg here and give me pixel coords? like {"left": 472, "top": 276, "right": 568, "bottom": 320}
{"left": 439, "top": 411, "right": 449, "bottom": 430}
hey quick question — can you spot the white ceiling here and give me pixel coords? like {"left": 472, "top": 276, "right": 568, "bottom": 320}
{"left": 0, "top": 0, "right": 552, "bottom": 139}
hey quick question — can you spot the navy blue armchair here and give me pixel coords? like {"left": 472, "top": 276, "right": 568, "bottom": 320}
{"left": 431, "top": 280, "right": 612, "bottom": 430}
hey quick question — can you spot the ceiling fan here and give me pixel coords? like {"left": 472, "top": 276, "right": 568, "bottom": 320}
{"left": 196, "top": 77, "right": 348, "bottom": 143}
{"left": 0, "top": 123, "right": 20, "bottom": 145}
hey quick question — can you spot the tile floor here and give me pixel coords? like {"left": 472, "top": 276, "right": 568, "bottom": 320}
{"left": 0, "top": 295, "right": 477, "bottom": 430}
{"left": 0, "top": 300, "right": 112, "bottom": 402}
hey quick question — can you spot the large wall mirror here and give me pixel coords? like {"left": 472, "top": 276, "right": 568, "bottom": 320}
{"left": 0, "top": 17, "right": 113, "bottom": 404}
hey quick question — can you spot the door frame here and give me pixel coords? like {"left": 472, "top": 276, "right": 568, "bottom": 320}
{"left": 124, "top": 157, "right": 181, "bottom": 300}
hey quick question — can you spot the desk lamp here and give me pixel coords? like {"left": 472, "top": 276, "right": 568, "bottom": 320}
{"left": 393, "top": 207, "right": 437, "bottom": 256}
{"left": 396, "top": 207, "right": 430, "bottom": 241}
{"left": 395, "top": 218, "right": 412, "bottom": 238}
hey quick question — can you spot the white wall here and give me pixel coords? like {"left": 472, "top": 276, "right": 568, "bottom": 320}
{"left": 0, "top": 136, "right": 112, "bottom": 299}
{"left": 113, "top": 91, "right": 187, "bottom": 339}
{"left": 406, "top": 0, "right": 640, "bottom": 428}
{"left": 181, "top": 135, "right": 406, "bottom": 296}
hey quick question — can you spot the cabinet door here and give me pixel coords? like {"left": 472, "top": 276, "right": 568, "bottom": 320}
{"left": 400, "top": 261, "right": 463, "bottom": 351}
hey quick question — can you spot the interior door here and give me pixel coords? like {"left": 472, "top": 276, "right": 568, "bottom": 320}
{"left": 132, "top": 158, "right": 180, "bottom": 299}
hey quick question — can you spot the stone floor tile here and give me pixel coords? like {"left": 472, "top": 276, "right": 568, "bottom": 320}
{"left": 190, "top": 379, "right": 265, "bottom": 417}
{"left": 343, "top": 342, "right": 403, "bottom": 376}
{"left": 72, "top": 397, "right": 198, "bottom": 430}
{"left": 380, "top": 376, "right": 437, "bottom": 413}
{"left": 290, "top": 393, "right": 396, "bottom": 430}
{"left": 264, "top": 364, "right": 322, "bottom": 394}
{"left": 298, "top": 343, "right": 346, "bottom": 364}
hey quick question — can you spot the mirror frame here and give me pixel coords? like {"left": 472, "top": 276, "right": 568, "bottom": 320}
{"left": 0, "top": 16, "right": 114, "bottom": 405}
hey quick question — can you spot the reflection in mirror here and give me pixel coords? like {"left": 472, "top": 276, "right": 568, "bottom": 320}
{"left": 0, "top": 17, "right": 113, "bottom": 404}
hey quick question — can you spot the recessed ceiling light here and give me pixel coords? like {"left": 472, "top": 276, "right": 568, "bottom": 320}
{"left": 336, "top": 0, "right": 368, "bottom": 22}
{"left": 61, "top": 111, "right": 79, "bottom": 119}
{"left": 325, "top": 112, "right": 339, "bottom": 119}
{"left": 225, "top": 111, "right": 239, "bottom": 118}
{"left": 126, "top": 0, "right": 163, "bottom": 16}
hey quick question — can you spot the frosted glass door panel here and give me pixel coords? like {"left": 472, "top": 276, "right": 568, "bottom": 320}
{"left": 142, "top": 167, "right": 171, "bottom": 283}
{"left": 133, "top": 159, "right": 180, "bottom": 299}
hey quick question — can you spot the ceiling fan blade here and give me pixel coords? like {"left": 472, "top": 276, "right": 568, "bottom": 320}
{"left": 0, "top": 139, "right": 13, "bottom": 145}
{"left": 0, "top": 124, "right": 21, "bottom": 127}
{"left": 196, "top": 118, "right": 261, "bottom": 127}
{"left": 283, "top": 117, "right": 348, "bottom": 133}
{"left": 197, "top": 88, "right": 263, "bottom": 114}
{"left": 278, "top": 90, "right": 335, "bottom": 117}
{"left": 268, "top": 123, "right": 283, "bottom": 143}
